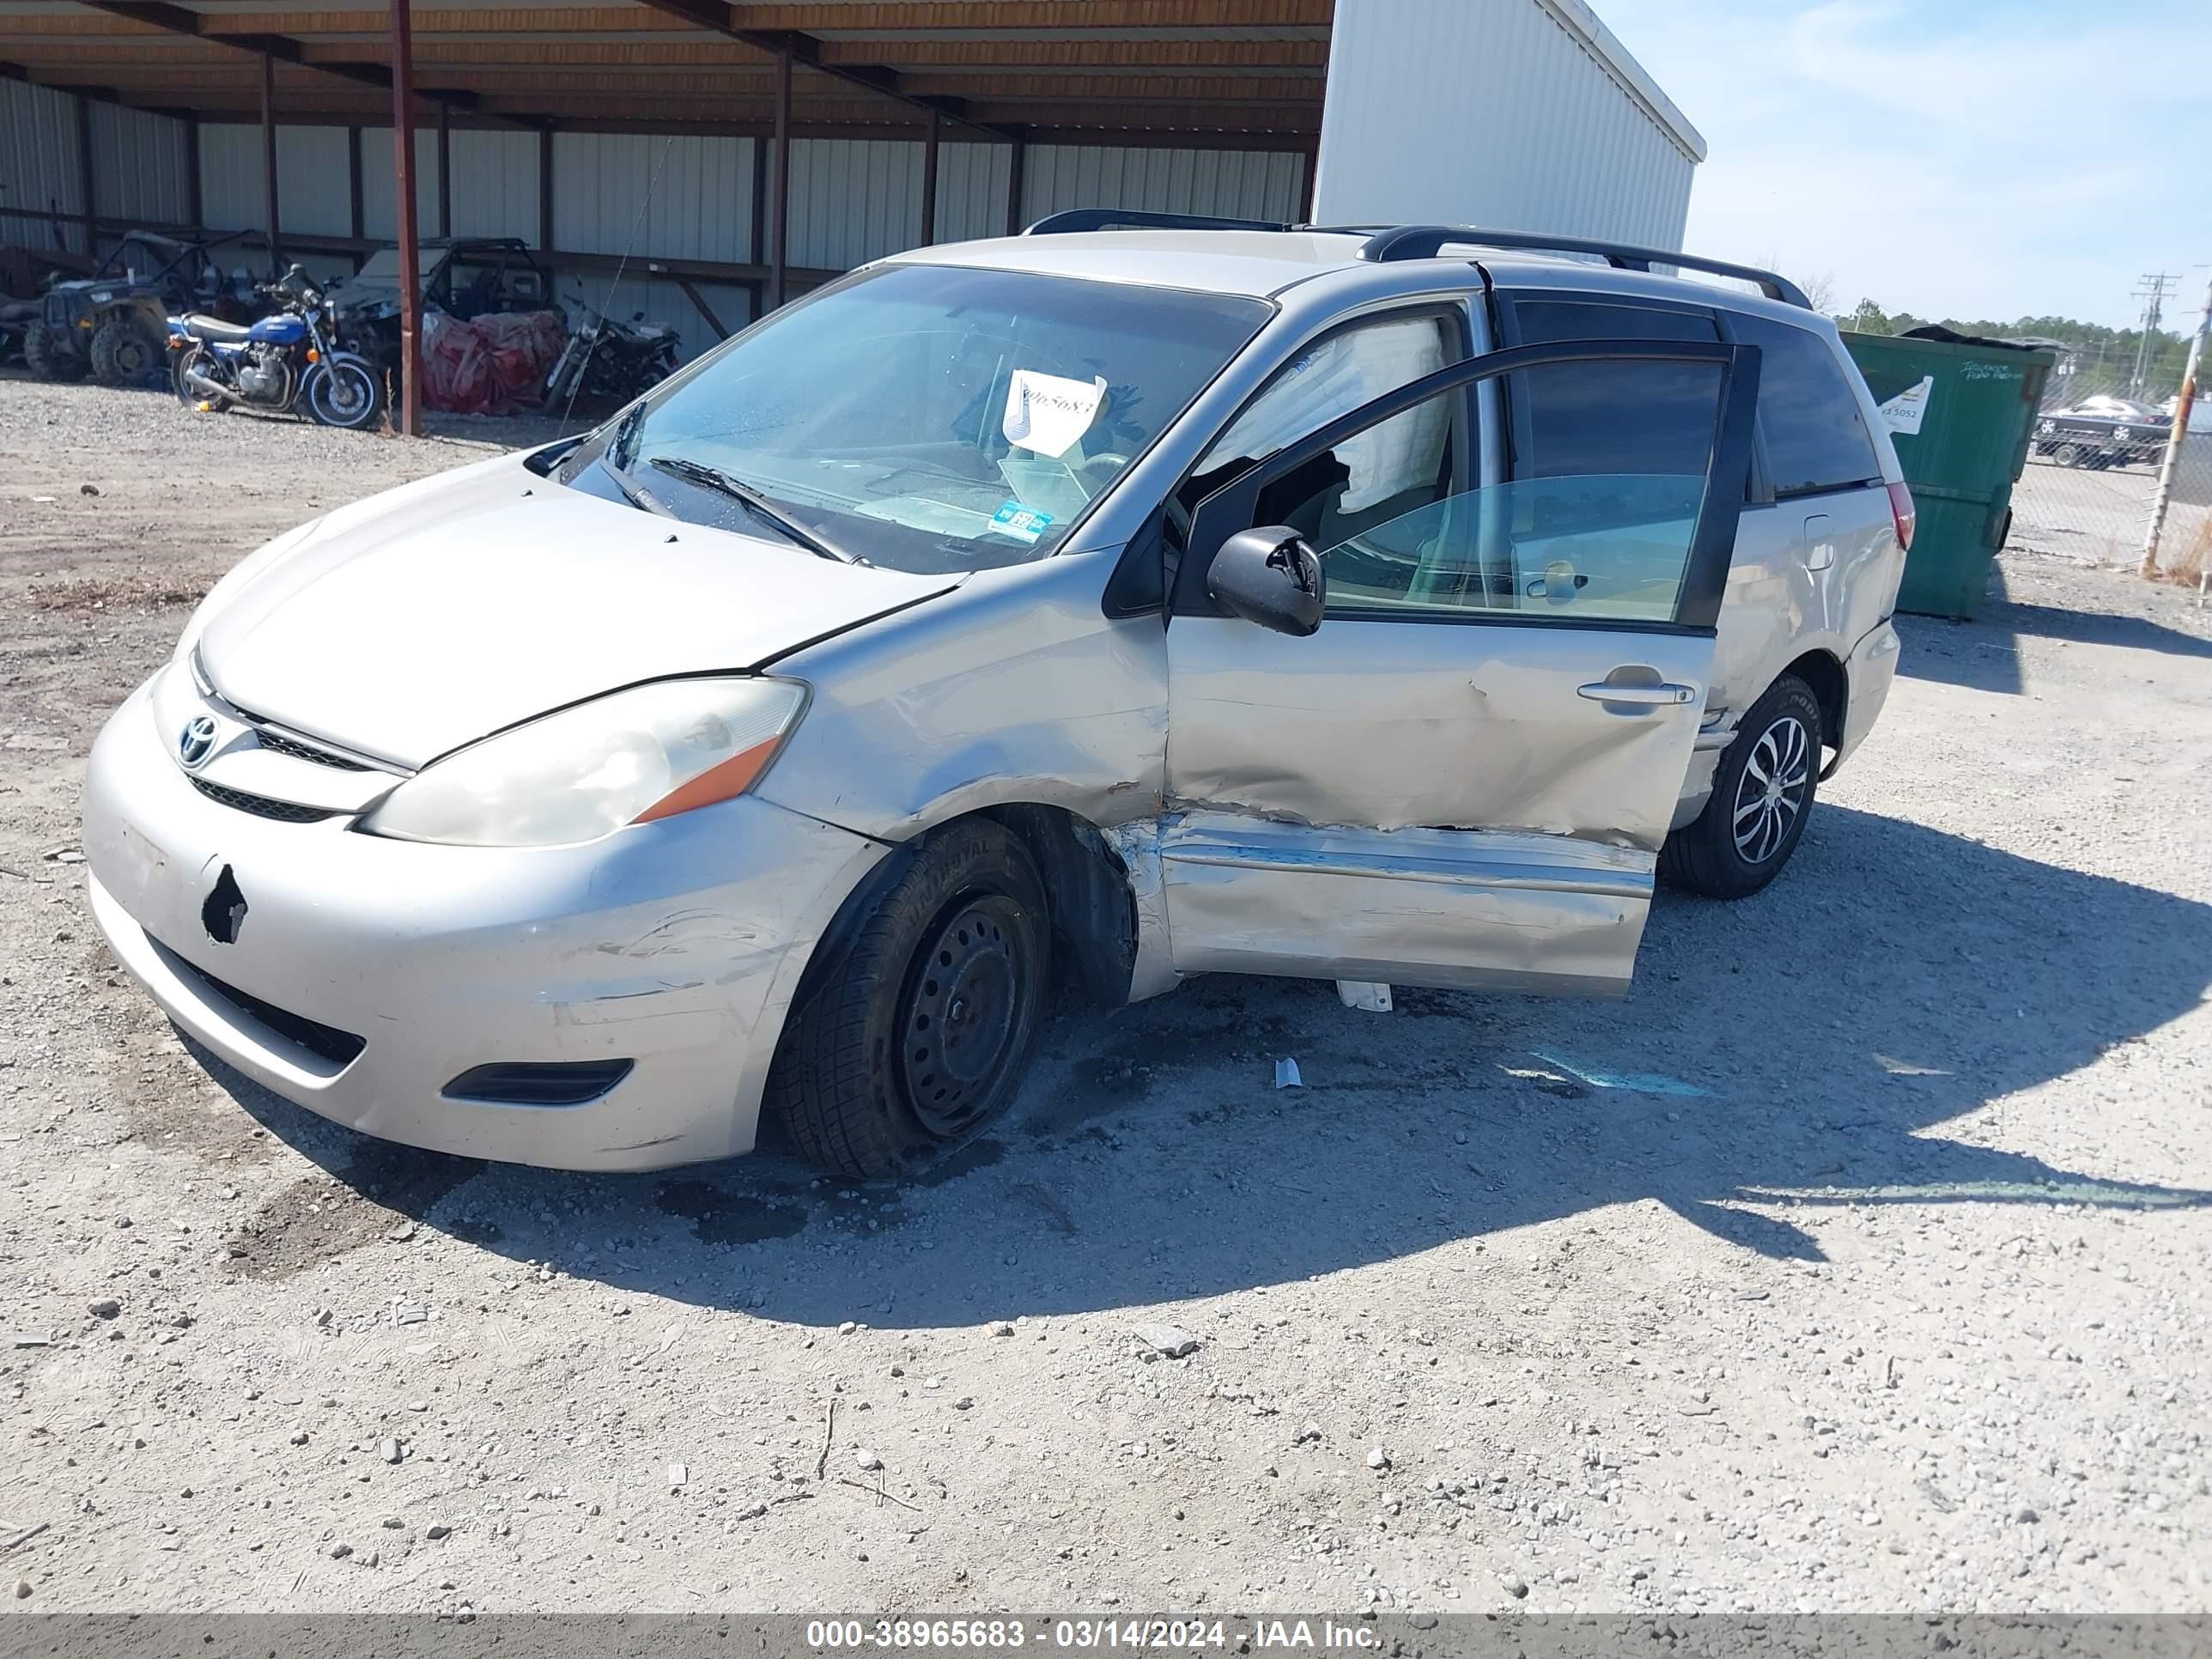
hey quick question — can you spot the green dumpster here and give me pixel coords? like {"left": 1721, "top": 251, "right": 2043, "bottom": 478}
{"left": 1842, "top": 329, "right": 2057, "bottom": 619}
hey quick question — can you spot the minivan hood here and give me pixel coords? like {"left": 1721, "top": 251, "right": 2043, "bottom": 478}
{"left": 198, "top": 455, "right": 958, "bottom": 768}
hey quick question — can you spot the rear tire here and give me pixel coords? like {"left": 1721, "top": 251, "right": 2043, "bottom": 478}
{"left": 2052, "top": 441, "right": 2084, "bottom": 468}
{"left": 89, "top": 316, "right": 161, "bottom": 386}
{"left": 173, "top": 342, "right": 230, "bottom": 411}
{"left": 23, "top": 321, "right": 82, "bottom": 382}
{"left": 766, "top": 819, "right": 1050, "bottom": 1180}
{"left": 1659, "top": 675, "right": 1823, "bottom": 900}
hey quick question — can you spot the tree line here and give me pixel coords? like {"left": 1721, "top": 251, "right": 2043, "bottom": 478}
{"left": 1838, "top": 298, "right": 2191, "bottom": 404}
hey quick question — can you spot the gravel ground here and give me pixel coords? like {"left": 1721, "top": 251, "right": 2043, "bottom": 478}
{"left": 2, "top": 379, "right": 2209, "bottom": 1617}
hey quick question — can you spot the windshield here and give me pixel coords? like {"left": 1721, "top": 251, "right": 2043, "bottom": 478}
{"left": 568, "top": 263, "right": 1272, "bottom": 573}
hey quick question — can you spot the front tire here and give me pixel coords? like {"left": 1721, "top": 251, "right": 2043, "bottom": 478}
{"left": 1659, "top": 675, "right": 1823, "bottom": 899}
{"left": 766, "top": 819, "right": 1050, "bottom": 1180}
{"left": 23, "top": 321, "right": 83, "bottom": 382}
{"left": 89, "top": 316, "right": 161, "bottom": 386}
{"left": 303, "top": 360, "right": 382, "bottom": 429}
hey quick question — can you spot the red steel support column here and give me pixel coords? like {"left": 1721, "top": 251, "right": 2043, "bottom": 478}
{"left": 389, "top": 0, "right": 423, "bottom": 436}
{"left": 74, "top": 93, "right": 96, "bottom": 258}
{"left": 436, "top": 100, "right": 451, "bottom": 238}
{"left": 768, "top": 45, "right": 791, "bottom": 310}
{"left": 538, "top": 125, "right": 553, "bottom": 250}
{"left": 258, "top": 52, "right": 280, "bottom": 275}
{"left": 346, "top": 125, "right": 363, "bottom": 244}
{"left": 919, "top": 108, "right": 939, "bottom": 246}
{"left": 1004, "top": 132, "right": 1025, "bottom": 237}
{"left": 185, "top": 112, "right": 203, "bottom": 230}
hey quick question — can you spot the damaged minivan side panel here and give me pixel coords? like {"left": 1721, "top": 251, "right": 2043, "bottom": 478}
{"left": 757, "top": 550, "right": 1172, "bottom": 843}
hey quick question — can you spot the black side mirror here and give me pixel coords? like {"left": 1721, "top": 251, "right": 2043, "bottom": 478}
{"left": 1207, "top": 525, "right": 1325, "bottom": 637}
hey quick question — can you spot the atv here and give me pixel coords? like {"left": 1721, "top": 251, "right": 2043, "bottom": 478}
{"left": 27, "top": 229, "right": 254, "bottom": 388}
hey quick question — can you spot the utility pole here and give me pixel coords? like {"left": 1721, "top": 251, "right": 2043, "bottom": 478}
{"left": 2129, "top": 271, "right": 2174, "bottom": 397}
{"left": 2139, "top": 267, "right": 2209, "bottom": 581}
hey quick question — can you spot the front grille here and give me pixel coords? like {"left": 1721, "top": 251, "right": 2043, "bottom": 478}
{"left": 45, "top": 295, "right": 69, "bottom": 327}
{"left": 188, "top": 776, "right": 337, "bottom": 823}
{"left": 443, "top": 1060, "right": 635, "bottom": 1106}
{"left": 252, "top": 727, "right": 370, "bottom": 771}
{"left": 173, "top": 956, "right": 367, "bottom": 1066}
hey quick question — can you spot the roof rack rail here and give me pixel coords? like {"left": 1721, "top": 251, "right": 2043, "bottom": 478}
{"left": 1023, "top": 209, "right": 1293, "bottom": 236}
{"left": 1354, "top": 225, "right": 1810, "bottom": 309}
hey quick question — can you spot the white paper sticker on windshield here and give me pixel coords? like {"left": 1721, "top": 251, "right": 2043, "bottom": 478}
{"left": 1877, "top": 374, "right": 1934, "bottom": 436}
{"left": 1003, "top": 369, "right": 1107, "bottom": 458}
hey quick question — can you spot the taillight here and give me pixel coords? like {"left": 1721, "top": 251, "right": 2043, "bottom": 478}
{"left": 1887, "top": 481, "right": 1916, "bottom": 551}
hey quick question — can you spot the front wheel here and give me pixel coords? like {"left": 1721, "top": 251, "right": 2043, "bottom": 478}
{"left": 303, "top": 359, "right": 382, "bottom": 429}
{"left": 1659, "top": 675, "right": 1823, "bottom": 899}
{"left": 766, "top": 819, "right": 1050, "bottom": 1180}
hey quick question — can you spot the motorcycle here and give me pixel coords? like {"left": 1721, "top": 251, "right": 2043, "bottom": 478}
{"left": 544, "top": 295, "right": 679, "bottom": 413}
{"left": 167, "top": 264, "right": 383, "bottom": 430}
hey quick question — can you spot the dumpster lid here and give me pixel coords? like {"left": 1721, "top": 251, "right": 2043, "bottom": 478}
{"left": 1900, "top": 325, "right": 2051, "bottom": 353}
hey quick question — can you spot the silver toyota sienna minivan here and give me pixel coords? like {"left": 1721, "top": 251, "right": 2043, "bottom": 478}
{"left": 83, "top": 216, "right": 1912, "bottom": 1179}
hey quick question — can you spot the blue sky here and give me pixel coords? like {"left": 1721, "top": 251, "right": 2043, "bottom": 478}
{"left": 1595, "top": 0, "right": 2211, "bottom": 330}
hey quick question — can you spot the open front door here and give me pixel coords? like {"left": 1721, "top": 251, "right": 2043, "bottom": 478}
{"left": 1159, "top": 337, "right": 1761, "bottom": 996}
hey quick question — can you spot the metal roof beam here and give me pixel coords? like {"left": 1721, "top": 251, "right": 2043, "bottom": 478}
{"left": 75, "top": 2, "right": 479, "bottom": 112}
{"left": 627, "top": 0, "right": 1015, "bottom": 139}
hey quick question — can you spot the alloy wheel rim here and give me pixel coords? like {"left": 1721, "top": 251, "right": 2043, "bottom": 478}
{"left": 1732, "top": 714, "right": 1811, "bottom": 865}
{"left": 898, "top": 896, "right": 1028, "bottom": 1138}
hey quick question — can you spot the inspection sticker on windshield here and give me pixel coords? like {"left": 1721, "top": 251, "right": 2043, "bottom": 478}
{"left": 987, "top": 500, "right": 1055, "bottom": 544}
{"left": 1003, "top": 369, "right": 1106, "bottom": 458}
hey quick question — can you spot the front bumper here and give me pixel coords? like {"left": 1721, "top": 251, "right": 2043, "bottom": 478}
{"left": 84, "top": 678, "right": 885, "bottom": 1171}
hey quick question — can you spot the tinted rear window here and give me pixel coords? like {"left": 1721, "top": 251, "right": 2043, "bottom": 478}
{"left": 1511, "top": 298, "right": 1722, "bottom": 344}
{"left": 1729, "top": 315, "right": 1883, "bottom": 496}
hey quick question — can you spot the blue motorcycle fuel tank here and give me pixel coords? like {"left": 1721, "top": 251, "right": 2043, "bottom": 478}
{"left": 248, "top": 313, "right": 307, "bottom": 344}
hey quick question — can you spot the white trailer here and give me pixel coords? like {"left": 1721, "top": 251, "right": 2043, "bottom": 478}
{"left": 1312, "top": 0, "right": 1705, "bottom": 252}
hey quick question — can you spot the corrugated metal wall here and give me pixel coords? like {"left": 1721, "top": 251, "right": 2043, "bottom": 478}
{"left": 554, "top": 131, "right": 754, "bottom": 263}
{"left": 447, "top": 128, "right": 540, "bottom": 240}
{"left": 356, "top": 128, "right": 441, "bottom": 241}
{"left": 1019, "top": 145, "right": 1306, "bottom": 225}
{"left": 0, "top": 79, "right": 88, "bottom": 253}
{"left": 89, "top": 104, "right": 192, "bottom": 228}
{"left": 1314, "top": 0, "right": 1698, "bottom": 250}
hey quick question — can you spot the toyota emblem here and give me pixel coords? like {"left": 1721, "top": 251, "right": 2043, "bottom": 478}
{"left": 178, "top": 715, "right": 218, "bottom": 769}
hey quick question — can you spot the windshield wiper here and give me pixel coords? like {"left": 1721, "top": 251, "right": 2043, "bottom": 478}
{"left": 647, "top": 455, "right": 856, "bottom": 563}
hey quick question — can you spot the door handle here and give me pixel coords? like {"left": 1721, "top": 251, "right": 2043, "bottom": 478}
{"left": 1577, "top": 681, "right": 1697, "bottom": 707}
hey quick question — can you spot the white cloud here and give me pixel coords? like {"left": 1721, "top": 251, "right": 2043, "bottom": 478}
{"left": 1595, "top": 0, "right": 2210, "bottom": 328}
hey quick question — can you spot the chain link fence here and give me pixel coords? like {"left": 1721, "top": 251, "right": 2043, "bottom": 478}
{"left": 2007, "top": 339, "right": 2175, "bottom": 571}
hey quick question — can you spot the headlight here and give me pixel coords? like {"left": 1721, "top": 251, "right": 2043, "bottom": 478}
{"left": 357, "top": 677, "right": 808, "bottom": 848}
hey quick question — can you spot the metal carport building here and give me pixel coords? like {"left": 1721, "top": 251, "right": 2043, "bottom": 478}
{"left": 0, "top": 0, "right": 1705, "bottom": 365}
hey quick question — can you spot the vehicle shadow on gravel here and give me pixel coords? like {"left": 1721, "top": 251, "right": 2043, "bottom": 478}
{"left": 198, "top": 804, "right": 2212, "bottom": 1327}
{"left": 1897, "top": 572, "right": 2212, "bottom": 698}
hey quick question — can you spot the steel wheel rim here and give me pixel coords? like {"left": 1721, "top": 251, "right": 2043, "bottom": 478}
{"left": 1732, "top": 714, "right": 1811, "bottom": 866}
{"left": 114, "top": 332, "right": 152, "bottom": 376}
{"left": 898, "top": 895, "right": 1030, "bottom": 1138}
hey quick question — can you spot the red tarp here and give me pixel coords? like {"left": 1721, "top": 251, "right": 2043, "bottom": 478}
{"left": 419, "top": 308, "right": 567, "bottom": 415}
